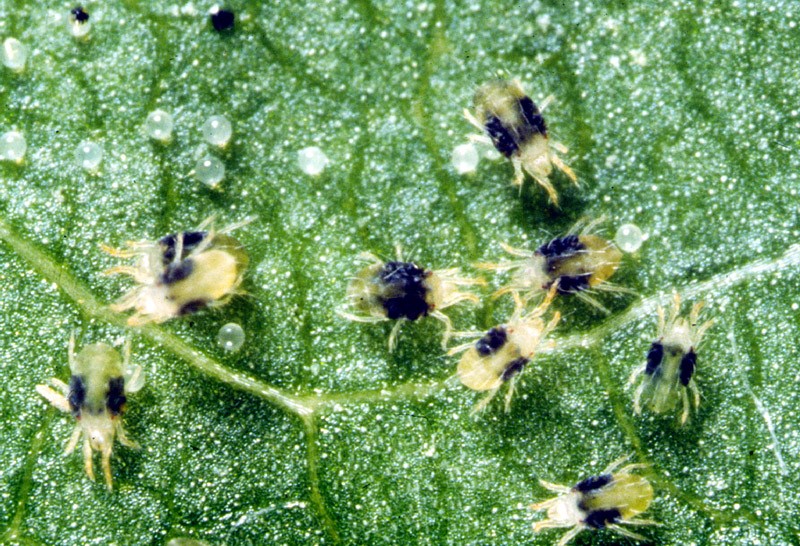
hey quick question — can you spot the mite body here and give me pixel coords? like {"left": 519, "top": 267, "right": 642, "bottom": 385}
{"left": 464, "top": 79, "right": 577, "bottom": 205}
{"left": 531, "top": 456, "right": 656, "bottom": 546}
{"left": 479, "top": 218, "right": 626, "bottom": 312}
{"left": 340, "top": 248, "right": 484, "bottom": 350}
{"left": 630, "top": 293, "right": 714, "bottom": 425}
{"left": 103, "top": 218, "right": 249, "bottom": 325}
{"left": 68, "top": 6, "right": 91, "bottom": 40}
{"left": 36, "top": 335, "right": 143, "bottom": 490}
{"left": 451, "top": 287, "right": 560, "bottom": 413}
{"left": 70, "top": 6, "right": 89, "bottom": 23}
{"left": 210, "top": 7, "right": 235, "bottom": 32}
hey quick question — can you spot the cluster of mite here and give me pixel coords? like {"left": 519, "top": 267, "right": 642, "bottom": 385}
{"left": 337, "top": 80, "right": 714, "bottom": 543}
{"left": 28, "top": 33, "right": 712, "bottom": 541}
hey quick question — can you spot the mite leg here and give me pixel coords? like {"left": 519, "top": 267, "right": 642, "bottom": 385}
{"left": 65, "top": 425, "right": 82, "bottom": 454}
{"left": 536, "top": 480, "right": 572, "bottom": 495}
{"left": 430, "top": 310, "right": 454, "bottom": 349}
{"left": 556, "top": 527, "right": 584, "bottom": 546}
{"left": 82, "top": 436, "right": 96, "bottom": 482}
{"left": 530, "top": 172, "right": 560, "bottom": 206}
{"left": 470, "top": 388, "right": 499, "bottom": 416}
{"left": 36, "top": 385, "right": 71, "bottom": 413}
{"left": 550, "top": 153, "right": 578, "bottom": 186}
{"left": 387, "top": 320, "right": 404, "bottom": 352}
{"left": 463, "top": 109, "right": 485, "bottom": 131}
{"left": 607, "top": 524, "right": 648, "bottom": 542}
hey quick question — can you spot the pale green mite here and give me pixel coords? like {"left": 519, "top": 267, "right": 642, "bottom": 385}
{"left": 629, "top": 293, "right": 714, "bottom": 425}
{"left": 36, "top": 335, "right": 143, "bottom": 490}
{"left": 463, "top": 79, "right": 577, "bottom": 205}
{"left": 531, "top": 456, "right": 657, "bottom": 545}
{"left": 102, "top": 217, "right": 250, "bottom": 326}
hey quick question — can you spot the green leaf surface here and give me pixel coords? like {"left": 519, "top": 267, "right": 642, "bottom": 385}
{"left": 1, "top": 1, "right": 799, "bottom": 544}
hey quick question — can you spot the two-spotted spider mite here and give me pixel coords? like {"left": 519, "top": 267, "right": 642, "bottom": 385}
{"left": 449, "top": 285, "right": 560, "bottom": 414}
{"left": 629, "top": 293, "right": 714, "bottom": 425}
{"left": 339, "top": 247, "right": 484, "bottom": 350}
{"left": 210, "top": 7, "right": 235, "bottom": 32}
{"left": 478, "top": 218, "right": 627, "bottom": 313}
{"left": 68, "top": 6, "right": 91, "bottom": 40}
{"left": 70, "top": 6, "right": 90, "bottom": 24}
{"left": 530, "top": 455, "right": 656, "bottom": 546}
{"left": 36, "top": 335, "right": 143, "bottom": 490}
{"left": 463, "top": 79, "right": 577, "bottom": 205}
{"left": 102, "top": 218, "right": 249, "bottom": 326}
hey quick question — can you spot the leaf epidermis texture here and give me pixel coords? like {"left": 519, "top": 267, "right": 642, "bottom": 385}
{"left": 1, "top": 1, "right": 799, "bottom": 545}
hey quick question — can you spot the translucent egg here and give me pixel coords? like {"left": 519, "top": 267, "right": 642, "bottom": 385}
{"left": 202, "top": 115, "right": 232, "bottom": 147}
{"left": 0, "top": 131, "right": 27, "bottom": 163}
{"left": 451, "top": 143, "right": 479, "bottom": 174}
{"left": 123, "top": 364, "right": 145, "bottom": 393}
{"left": 298, "top": 146, "right": 329, "bottom": 176}
{"left": 144, "top": 109, "right": 174, "bottom": 142}
{"left": 74, "top": 140, "right": 103, "bottom": 171}
{"left": 194, "top": 155, "right": 225, "bottom": 187}
{"left": 615, "top": 223, "right": 645, "bottom": 253}
{"left": 217, "top": 323, "right": 245, "bottom": 352}
{"left": 2, "top": 38, "right": 28, "bottom": 72}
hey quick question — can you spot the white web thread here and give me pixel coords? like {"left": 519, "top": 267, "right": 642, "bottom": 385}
{"left": 551, "top": 243, "right": 800, "bottom": 352}
{"left": 728, "top": 326, "right": 788, "bottom": 477}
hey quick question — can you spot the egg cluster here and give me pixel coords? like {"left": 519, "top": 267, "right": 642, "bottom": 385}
{"left": 14, "top": 9, "right": 720, "bottom": 540}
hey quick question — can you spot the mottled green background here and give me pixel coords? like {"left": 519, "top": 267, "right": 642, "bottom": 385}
{"left": 1, "top": 1, "right": 798, "bottom": 544}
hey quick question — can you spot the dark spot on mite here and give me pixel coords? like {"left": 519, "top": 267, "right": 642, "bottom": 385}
{"left": 210, "top": 8, "right": 235, "bottom": 32}
{"left": 71, "top": 6, "right": 89, "bottom": 23}
{"left": 380, "top": 261, "right": 426, "bottom": 288}
{"left": 160, "top": 231, "right": 207, "bottom": 265}
{"left": 179, "top": 299, "right": 209, "bottom": 316}
{"left": 485, "top": 116, "right": 519, "bottom": 157}
{"left": 680, "top": 350, "right": 697, "bottom": 386}
{"left": 160, "top": 259, "right": 194, "bottom": 285}
{"left": 539, "top": 236, "right": 591, "bottom": 293}
{"left": 476, "top": 327, "right": 508, "bottom": 356}
{"left": 538, "top": 234, "right": 584, "bottom": 259}
{"left": 378, "top": 261, "right": 430, "bottom": 321}
{"left": 382, "top": 296, "right": 430, "bottom": 321}
{"left": 106, "top": 377, "right": 126, "bottom": 415}
{"left": 517, "top": 96, "right": 548, "bottom": 138}
{"left": 583, "top": 508, "right": 622, "bottom": 529}
{"left": 645, "top": 342, "right": 664, "bottom": 375}
{"left": 501, "top": 357, "right": 529, "bottom": 382}
{"left": 574, "top": 473, "right": 612, "bottom": 493}
{"left": 68, "top": 375, "right": 86, "bottom": 417}
{"left": 554, "top": 274, "right": 591, "bottom": 294}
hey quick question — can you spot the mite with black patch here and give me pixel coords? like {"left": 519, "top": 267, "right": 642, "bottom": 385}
{"left": 463, "top": 79, "right": 577, "bottom": 205}
{"left": 68, "top": 5, "right": 92, "bottom": 41}
{"left": 70, "top": 6, "right": 90, "bottom": 23}
{"left": 450, "top": 285, "right": 560, "bottom": 414}
{"left": 36, "top": 335, "right": 144, "bottom": 490}
{"left": 210, "top": 7, "right": 235, "bottom": 32}
{"left": 477, "top": 217, "right": 627, "bottom": 313}
{"left": 102, "top": 217, "right": 250, "bottom": 325}
{"left": 630, "top": 293, "right": 714, "bottom": 425}
{"left": 339, "top": 247, "right": 484, "bottom": 351}
{"left": 531, "top": 456, "right": 656, "bottom": 546}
